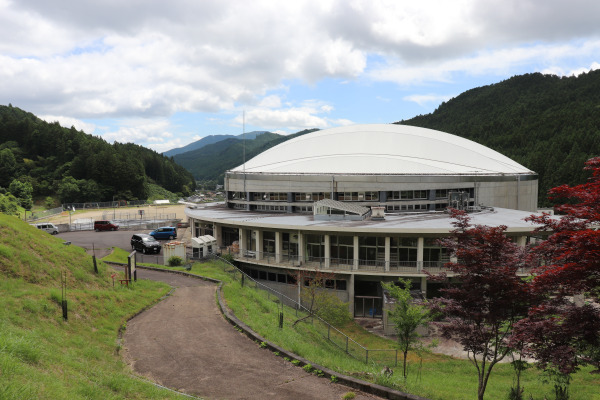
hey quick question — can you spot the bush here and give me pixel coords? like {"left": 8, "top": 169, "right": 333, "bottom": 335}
{"left": 168, "top": 256, "right": 183, "bottom": 267}
{"left": 221, "top": 253, "right": 235, "bottom": 264}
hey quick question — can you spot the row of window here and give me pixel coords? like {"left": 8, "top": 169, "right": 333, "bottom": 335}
{"left": 241, "top": 266, "right": 347, "bottom": 290}
{"left": 255, "top": 205, "right": 288, "bottom": 212}
{"left": 230, "top": 188, "right": 475, "bottom": 203}
{"left": 386, "top": 204, "right": 430, "bottom": 212}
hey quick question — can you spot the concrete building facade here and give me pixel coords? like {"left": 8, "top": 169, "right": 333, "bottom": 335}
{"left": 185, "top": 124, "right": 540, "bottom": 317}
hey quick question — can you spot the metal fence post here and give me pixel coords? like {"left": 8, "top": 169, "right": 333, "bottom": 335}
{"left": 345, "top": 337, "right": 348, "bottom": 354}
{"left": 366, "top": 349, "right": 369, "bottom": 364}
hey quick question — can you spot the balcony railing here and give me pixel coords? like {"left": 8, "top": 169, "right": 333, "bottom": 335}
{"left": 228, "top": 249, "right": 534, "bottom": 276}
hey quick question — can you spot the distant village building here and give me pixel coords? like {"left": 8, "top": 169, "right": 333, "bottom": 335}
{"left": 185, "top": 124, "right": 540, "bottom": 317}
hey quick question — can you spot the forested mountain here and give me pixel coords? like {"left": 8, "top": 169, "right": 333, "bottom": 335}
{"left": 0, "top": 105, "right": 195, "bottom": 203}
{"left": 174, "top": 129, "right": 318, "bottom": 182}
{"left": 163, "top": 131, "right": 268, "bottom": 157}
{"left": 398, "top": 70, "right": 600, "bottom": 206}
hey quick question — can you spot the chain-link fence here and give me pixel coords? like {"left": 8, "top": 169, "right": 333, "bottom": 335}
{"left": 29, "top": 206, "right": 64, "bottom": 221}
{"left": 62, "top": 200, "right": 154, "bottom": 210}
{"left": 212, "top": 256, "right": 398, "bottom": 366}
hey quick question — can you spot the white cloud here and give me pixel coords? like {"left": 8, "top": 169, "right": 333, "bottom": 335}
{"left": 2, "top": 0, "right": 600, "bottom": 146}
{"left": 370, "top": 39, "right": 600, "bottom": 85}
{"left": 101, "top": 118, "right": 176, "bottom": 151}
{"left": 403, "top": 94, "right": 453, "bottom": 107}
{"left": 38, "top": 115, "right": 97, "bottom": 134}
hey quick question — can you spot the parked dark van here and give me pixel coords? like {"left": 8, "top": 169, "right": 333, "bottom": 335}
{"left": 131, "top": 233, "right": 161, "bottom": 254}
{"left": 94, "top": 220, "right": 119, "bottom": 231}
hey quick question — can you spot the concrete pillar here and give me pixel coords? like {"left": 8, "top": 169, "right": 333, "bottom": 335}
{"left": 213, "top": 224, "right": 223, "bottom": 247}
{"left": 420, "top": 276, "right": 427, "bottom": 298}
{"left": 298, "top": 232, "right": 305, "bottom": 265}
{"left": 379, "top": 190, "right": 388, "bottom": 203}
{"left": 275, "top": 231, "right": 282, "bottom": 263}
{"left": 417, "top": 237, "right": 424, "bottom": 272}
{"left": 384, "top": 236, "right": 390, "bottom": 272}
{"left": 246, "top": 191, "right": 251, "bottom": 211}
{"left": 287, "top": 192, "right": 294, "bottom": 214}
{"left": 353, "top": 235, "right": 359, "bottom": 270}
{"left": 429, "top": 189, "right": 436, "bottom": 211}
{"left": 255, "top": 230, "right": 263, "bottom": 260}
{"left": 348, "top": 274, "right": 355, "bottom": 317}
{"left": 517, "top": 236, "right": 527, "bottom": 247}
{"left": 239, "top": 228, "right": 246, "bottom": 255}
{"left": 324, "top": 234, "right": 331, "bottom": 269}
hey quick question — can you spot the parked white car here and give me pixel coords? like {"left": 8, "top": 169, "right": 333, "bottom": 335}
{"left": 31, "top": 223, "right": 59, "bottom": 235}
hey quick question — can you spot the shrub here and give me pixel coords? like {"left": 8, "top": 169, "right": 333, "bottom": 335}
{"left": 221, "top": 253, "right": 235, "bottom": 264}
{"left": 168, "top": 256, "right": 183, "bottom": 267}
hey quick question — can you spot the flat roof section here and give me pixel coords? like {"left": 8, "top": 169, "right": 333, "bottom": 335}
{"left": 185, "top": 203, "right": 544, "bottom": 235}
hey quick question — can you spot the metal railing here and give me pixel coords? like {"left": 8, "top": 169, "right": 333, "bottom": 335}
{"left": 212, "top": 255, "right": 398, "bottom": 366}
{"left": 231, "top": 251, "right": 445, "bottom": 275}
{"left": 62, "top": 200, "right": 154, "bottom": 209}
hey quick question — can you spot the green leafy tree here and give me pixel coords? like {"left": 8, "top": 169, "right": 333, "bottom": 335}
{"left": 0, "top": 192, "right": 19, "bottom": 215}
{"left": 57, "top": 176, "right": 80, "bottom": 203}
{"left": 381, "top": 278, "right": 431, "bottom": 378}
{"left": 0, "top": 148, "right": 18, "bottom": 187}
{"left": 8, "top": 179, "right": 33, "bottom": 210}
{"left": 291, "top": 269, "right": 351, "bottom": 327}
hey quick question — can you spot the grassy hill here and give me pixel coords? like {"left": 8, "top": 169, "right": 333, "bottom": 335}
{"left": 0, "top": 214, "right": 184, "bottom": 399}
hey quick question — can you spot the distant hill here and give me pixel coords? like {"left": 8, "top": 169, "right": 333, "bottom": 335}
{"left": 163, "top": 131, "right": 269, "bottom": 157}
{"left": 173, "top": 129, "right": 318, "bottom": 182}
{"left": 0, "top": 105, "right": 196, "bottom": 202}
{"left": 398, "top": 70, "right": 600, "bottom": 206}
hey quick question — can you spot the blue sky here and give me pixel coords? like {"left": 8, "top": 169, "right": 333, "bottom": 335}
{"left": 1, "top": 0, "right": 599, "bottom": 153}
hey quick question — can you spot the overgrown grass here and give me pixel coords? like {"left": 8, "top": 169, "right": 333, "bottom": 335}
{"left": 0, "top": 214, "right": 189, "bottom": 399}
{"left": 184, "top": 259, "right": 600, "bottom": 400}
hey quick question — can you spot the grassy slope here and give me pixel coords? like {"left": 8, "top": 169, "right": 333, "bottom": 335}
{"left": 0, "top": 214, "right": 185, "bottom": 400}
{"left": 154, "top": 259, "right": 600, "bottom": 400}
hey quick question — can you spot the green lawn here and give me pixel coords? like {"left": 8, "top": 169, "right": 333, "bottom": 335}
{"left": 171, "top": 258, "right": 600, "bottom": 400}
{"left": 0, "top": 214, "right": 192, "bottom": 400}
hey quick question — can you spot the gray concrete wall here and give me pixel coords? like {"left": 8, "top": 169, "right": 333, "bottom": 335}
{"left": 227, "top": 172, "right": 538, "bottom": 212}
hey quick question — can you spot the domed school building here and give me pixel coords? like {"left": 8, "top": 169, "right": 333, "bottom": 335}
{"left": 185, "top": 124, "right": 539, "bottom": 317}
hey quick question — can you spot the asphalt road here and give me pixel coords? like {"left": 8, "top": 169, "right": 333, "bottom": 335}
{"left": 124, "top": 268, "right": 382, "bottom": 400}
{"left": 59, "top": 230, "right": 137, "bottom": 253}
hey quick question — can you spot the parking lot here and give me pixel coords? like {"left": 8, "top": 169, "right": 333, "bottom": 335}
{"left": 58, "top": 227, "right": 188, "bottom": 264}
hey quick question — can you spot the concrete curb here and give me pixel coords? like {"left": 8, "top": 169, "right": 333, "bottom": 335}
{"left": 113, "top": 263, "right": 429, "bottom": 400}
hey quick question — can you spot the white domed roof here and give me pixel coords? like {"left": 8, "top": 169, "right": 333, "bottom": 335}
{"left": 231, "top": 124, "right": 533, "bottom": 175}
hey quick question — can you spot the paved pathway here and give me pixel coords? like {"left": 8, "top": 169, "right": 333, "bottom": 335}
{"left": 124, "top": 269, "right": 382, "bottom": 400}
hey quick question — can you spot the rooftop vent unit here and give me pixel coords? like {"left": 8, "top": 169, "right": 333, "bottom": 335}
{"left": 448, "top": 191, "right": 470, "bottom": 211}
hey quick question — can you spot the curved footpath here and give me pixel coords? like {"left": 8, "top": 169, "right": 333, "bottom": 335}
{"left": 123, "top": 268, "right": 426, "bottom": 400}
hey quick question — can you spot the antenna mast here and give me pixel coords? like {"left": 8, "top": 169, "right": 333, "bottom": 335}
{"left": 243, "top": 111, "right": 246, "bottom": 202}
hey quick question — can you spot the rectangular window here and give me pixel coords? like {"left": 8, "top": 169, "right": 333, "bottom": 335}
{"left": 401, "top": 191, "right": 413, "bottom": 199}
{"left": 414, "top": 190, "right": 428, "bottom": 199}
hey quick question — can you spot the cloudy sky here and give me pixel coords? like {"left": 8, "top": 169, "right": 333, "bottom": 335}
{"left": 2, "top": 0, "right": 599, "bottom": 153}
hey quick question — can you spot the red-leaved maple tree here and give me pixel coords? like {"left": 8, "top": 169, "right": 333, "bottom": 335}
{"left": 429, "top": 209, "right": 531, "bottom": 400}
{"left": 512, "top": 157, "right": 600, "bottom": 377}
